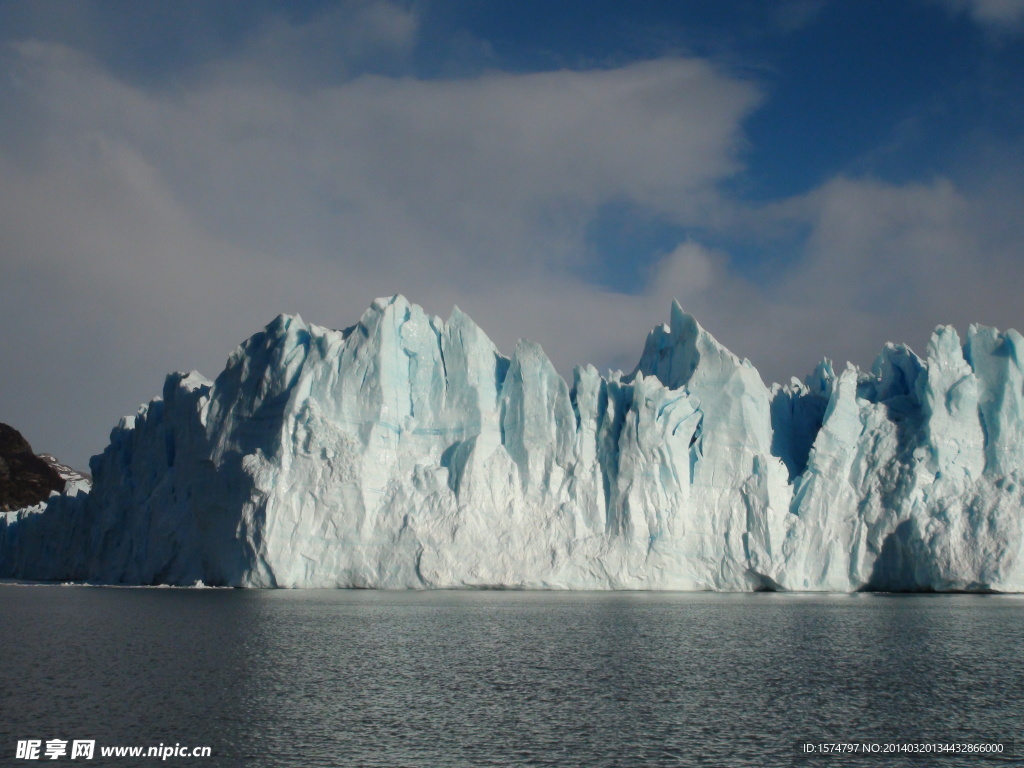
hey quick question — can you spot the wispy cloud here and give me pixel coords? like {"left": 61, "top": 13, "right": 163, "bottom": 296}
{"left": 209, "top": 1, "right": 421, "bottom": 83}
{"left": 938, "top": 0, "right": 1024, "bottom": 33}
{"left": 772, "top": 0, "right": 829, "bottom": 33}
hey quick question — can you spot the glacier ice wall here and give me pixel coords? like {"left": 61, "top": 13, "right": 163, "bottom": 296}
{"left": 3, "top": 295, "right": 1023, "bottom": 590}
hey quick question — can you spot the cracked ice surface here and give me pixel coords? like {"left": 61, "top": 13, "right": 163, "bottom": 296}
{"left": 3, "top": 295, "right": 1023, "bottom": 591}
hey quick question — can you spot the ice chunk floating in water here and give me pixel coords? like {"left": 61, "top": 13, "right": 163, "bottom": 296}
{"left": 3, "top": 296, "right": 1024, "bottom": 591}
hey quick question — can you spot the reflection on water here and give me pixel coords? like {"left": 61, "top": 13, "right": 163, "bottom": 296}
{"left": 1, "top": 588, "right": 1021, "bottom": 767}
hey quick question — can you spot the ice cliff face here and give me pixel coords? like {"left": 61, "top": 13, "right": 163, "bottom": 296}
{"left": 3, "top": 295, "right": 1023, "bottom": 590}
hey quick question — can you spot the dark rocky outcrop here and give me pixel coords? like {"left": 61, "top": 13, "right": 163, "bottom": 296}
{"left": 0, "top": 423, "right": 64, "bottom": 512}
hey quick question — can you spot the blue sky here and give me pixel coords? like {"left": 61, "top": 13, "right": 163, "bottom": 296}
{"left": 2, "top": 0, "right": 1024, "bottom": 468}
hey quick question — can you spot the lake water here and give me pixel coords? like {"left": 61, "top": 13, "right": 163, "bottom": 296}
{"left": 1, "top": 587, "right": 1021, "bottom": 767}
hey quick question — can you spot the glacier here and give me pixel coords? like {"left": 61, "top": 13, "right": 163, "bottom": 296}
{"left": 2, "top": 295, "right": 1023, "bottom": 591}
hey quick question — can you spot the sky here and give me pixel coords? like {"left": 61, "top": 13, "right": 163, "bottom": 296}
{"left": 2, "top": 0, "right": 1024, "bottom": 470}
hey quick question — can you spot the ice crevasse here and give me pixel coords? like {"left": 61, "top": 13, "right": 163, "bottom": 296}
{"left": 3, "top": 295, "right": 1023, "bottom": 591}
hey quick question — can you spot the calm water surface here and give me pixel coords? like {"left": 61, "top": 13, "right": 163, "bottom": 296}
{"left": 1, "top": 587, "right": 1021, "bottom": 767}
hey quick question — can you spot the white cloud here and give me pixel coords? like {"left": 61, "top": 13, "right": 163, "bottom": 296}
{"left": 653, "top": 242, "right": 717, "bottom": 297}
{"left": 0, "top": 38, "right": 760, "bottom": 466}
{"left": 688, "top": 173, "right": 1024, "bottom": 384}
{"left": 938, "top": 0, "right": 1024, "bottom": 32}
{"left": 772, "top": 0, "right": 829, "bottom": 33}
{"left": 209, "top": 1, "right": 421, "bottom": 83}
{"left": 3, "top": 11, "right": 1022, "bottom": 472}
